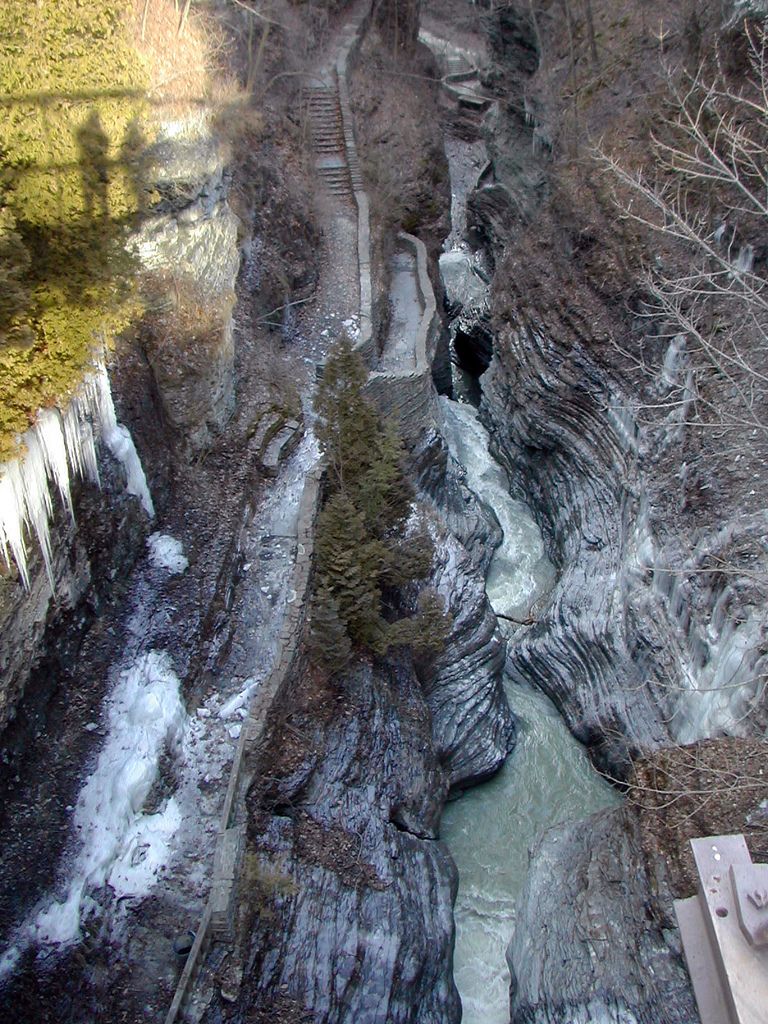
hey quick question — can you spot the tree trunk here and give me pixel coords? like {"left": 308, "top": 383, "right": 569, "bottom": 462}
{"left": 582, "top": 0, "right": 598, "bottom": 66}
{"left": 178, "top": 0, "right": 192, "bottom": 39}
{"left": 373, "top": 0, "right": 421, "bottom": 54}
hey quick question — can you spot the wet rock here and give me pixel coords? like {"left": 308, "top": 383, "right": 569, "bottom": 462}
{"left": 230, "top": 655, "right": 461, "bottom": 1024}
{"left": 438, "top": 251, "right": 489, "bottom": 315}
{"left": 482, "top": 325, "right": 675, "bottom": 775}
{"left": 0, "top": 457, "right": 148, "bottom": 739}
{"left": 416, "top": 429, "right": 502, "bottom": 576}
{"left": 507, "top": 805, "right": 698, "bottom": 1024}
{"left": 426, "top": 523, "right": 513, "bottom": 789}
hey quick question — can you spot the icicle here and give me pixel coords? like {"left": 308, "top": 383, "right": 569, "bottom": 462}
{"left": 0, "top": 362, "right": 155, "bottom": 590}
{"left": 36, "top": 409, "right": 74, "bottom": 519}
{"left": 733, "top": 244, "right": 755, "bottom": 275}
{"left": 0, "top": 462, "right": 32, "bottom": 590}
{"left": 93, "top": 364, "right": 154, "bottom": 517}
{"left": 63, "top": 388, "right": 100, "bottom": 487}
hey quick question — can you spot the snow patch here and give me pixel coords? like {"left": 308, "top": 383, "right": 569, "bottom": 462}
{"left": 147, "top": 532, "right": 188, "bottom": 574}
{"left": 218, "top": 678, "right": 257, "bottom": 720}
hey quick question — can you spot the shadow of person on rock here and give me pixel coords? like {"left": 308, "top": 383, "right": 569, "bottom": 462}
{"left": 76, "top": 110, "right": 110, "bottom": 220}
{"left": 120, "top": 118, "right": 149, "bottom": 217}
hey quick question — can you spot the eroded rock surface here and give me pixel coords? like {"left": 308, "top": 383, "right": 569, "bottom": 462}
{"left": 508, "top": 805, "right": 698, "bottom": 1024}
{"left": 138, "top": 115, "right": 240, "bottom": 450}
{"left": 426, "top": 519, "right": 512, "bottom": 789}
{"left": 219, "top": 656, "right": 461, "bottom": 1024}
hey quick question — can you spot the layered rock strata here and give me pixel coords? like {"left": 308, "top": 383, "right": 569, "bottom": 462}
{"left": 507, "top": 806, "right": 698, "bottom": 1024}
{"left": 229, "top": 656, "right": 460, "bottom": 1024}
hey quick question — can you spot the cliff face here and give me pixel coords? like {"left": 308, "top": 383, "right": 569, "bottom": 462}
{"left": 0, "top": 458, "right": 149, "bottom": 743}
{"left": 232, "top": 655, "right": 461, "bottom": 1024}
{"left": 137, "top": 113, "right": 240, "bottom": 450}
{"left": 507, "top": 806, "right": 698, "bottom": 1024}
{"left": 0, "top": 109, "right": 240, "bottom": 741}
{"left": 221, "top": 517, "right": 512, "bottom": 1024}
{"left": 463, "top": 1, "right": 768, "bottom": 1020}
{"left": 471, "top": 0, "right": 768, "bottom": 773}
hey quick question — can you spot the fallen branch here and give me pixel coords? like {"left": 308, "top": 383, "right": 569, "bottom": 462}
{"left": 496, "top": 612, "right": 536, "bottom": 626}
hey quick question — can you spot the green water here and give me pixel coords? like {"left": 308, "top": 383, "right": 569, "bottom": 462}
{"left": 441, "top": 669, "right": 621, "bottom": 1024}
{"left": 438, "top": 396, "right": 620, "bottom": 1023}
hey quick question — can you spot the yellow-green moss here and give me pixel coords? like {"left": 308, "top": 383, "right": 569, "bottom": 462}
{"left": 0, "top": 0, "right": 152, "bottom": 460}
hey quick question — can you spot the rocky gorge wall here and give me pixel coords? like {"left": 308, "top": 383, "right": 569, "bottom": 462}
{"left": 195, "top": 11, "right": 519, "bottom": 1019}
{"left": 473, "top": 1, "right": 768, "bottom": 774}
{"left": 210, "top": 501, "right": 513, "bottom": 1024}
{"left": 137, "top": 111, "right": 240, "bottom": 450}
{"left": 0, "top": 108, "right": 241, "bottom": 749}
{"left": 453, "top": 2, "right": 768, "bottom": 1021}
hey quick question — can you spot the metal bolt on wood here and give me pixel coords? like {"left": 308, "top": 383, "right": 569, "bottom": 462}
{"left": 674, "top": 834, "right": 768, "bottom": 1024}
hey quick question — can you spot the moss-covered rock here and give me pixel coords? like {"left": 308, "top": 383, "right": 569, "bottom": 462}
{"left": 0, "top": 0, "right": 152, "bottom": 459}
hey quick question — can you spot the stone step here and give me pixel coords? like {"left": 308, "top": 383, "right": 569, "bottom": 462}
{"left": 320, "top": 172, "right": 352, "bottom": 184}
{"left": 261, "top": 418, "right": 304, "bottom": 476}
{"left": 320, "top": 176, "right": 352, "bottom": 188}
{"left": 247, "top": 409, "right": 283, "bottom": 454}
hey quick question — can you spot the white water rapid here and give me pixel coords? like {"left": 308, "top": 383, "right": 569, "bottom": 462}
{"left": 439, "top": 398, "right": 555, "bottom": 619}
{"left": 439, "top": 396, "right": 620, "bottom": 1024}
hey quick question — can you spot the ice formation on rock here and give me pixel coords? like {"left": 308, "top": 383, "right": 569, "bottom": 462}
{"left": 0, "top": 364, "right": 154, "bottom": 590}
{"left": 147, "top": 532, "right": 188, "bottom": 574}
{"left": 34, "top": 651, "right": 183, "bottom": 950}
{"left": 626, "top": 500, "right": 767, "bottom": 742}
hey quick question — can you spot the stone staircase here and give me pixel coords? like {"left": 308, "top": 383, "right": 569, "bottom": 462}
{"left": 248, "top": 408, "right": 304, "bottom": 478}
{"left": 445, "top": 51, "right": 473, "bottom": 77}
{"left": 305, "top": 83, "right": 356, "bottom": 204}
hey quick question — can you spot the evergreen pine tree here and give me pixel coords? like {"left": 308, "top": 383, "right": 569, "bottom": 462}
{"left": 315, "top": 334, "right": 378, "bottom": 494}
{"left": 315, "top": 491, "right": 385, "bottom": 648}
{"left": 309, "top": 584, "right": 352, "bottom": 674}
{"left": 310, "top": 335, "right": 451, "bottom": 666}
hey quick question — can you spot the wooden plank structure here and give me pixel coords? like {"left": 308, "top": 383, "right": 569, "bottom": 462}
{"left": 674, "top": 834, "right": 768, "bottom": 1024}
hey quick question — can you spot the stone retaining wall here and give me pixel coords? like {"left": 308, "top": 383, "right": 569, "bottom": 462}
{"left": 337, "top": 18, "right": 442, "bottom": 446}
{"left": 366, "top": 231, "right": 442, "bottom": 446}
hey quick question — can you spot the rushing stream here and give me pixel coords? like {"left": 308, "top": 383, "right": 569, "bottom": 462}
{"left": 438, "top": 397, "right": 621, "bottom": 1023}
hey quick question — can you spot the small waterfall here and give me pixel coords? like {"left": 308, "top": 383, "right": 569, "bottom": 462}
{"left": 439, "top": 398, "right": 555, "bottom": 618}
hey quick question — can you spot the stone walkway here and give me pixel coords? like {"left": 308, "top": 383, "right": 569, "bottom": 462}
{"left": 379, "top": 246, "right": 420, "bottom": 372}
{"left": 294, "top": 12, "right": 366, "bottom": 360}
